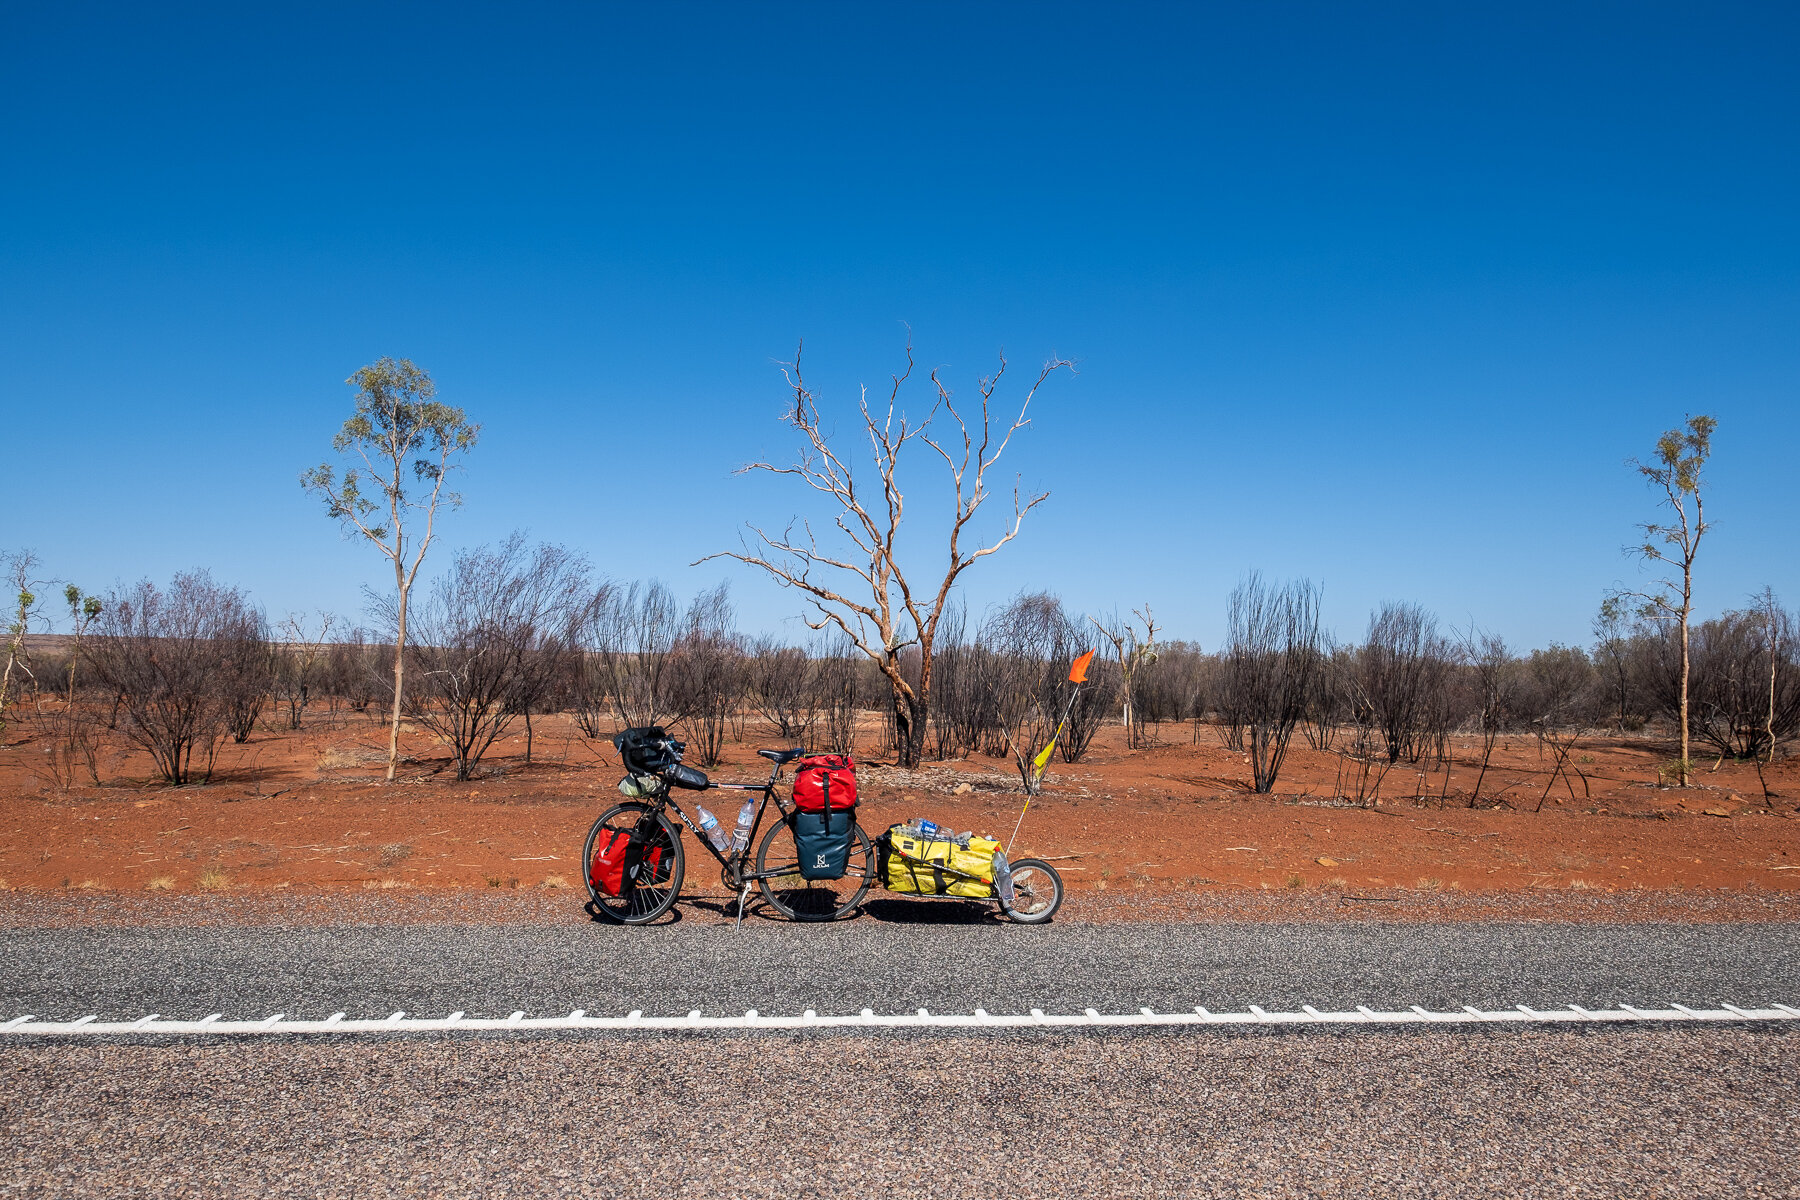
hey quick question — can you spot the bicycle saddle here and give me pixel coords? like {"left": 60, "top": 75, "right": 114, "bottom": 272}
{"left": 756, "top": 747, "right": 807, "bottom": 764}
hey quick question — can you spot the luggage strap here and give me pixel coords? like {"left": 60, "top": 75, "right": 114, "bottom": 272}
{"left": 891, "top": 839, "right": 992, "bottom": 887}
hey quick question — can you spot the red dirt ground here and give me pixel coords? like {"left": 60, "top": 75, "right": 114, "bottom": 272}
{"left": 1, "top": 712, "right": 1796, "bottom": 912}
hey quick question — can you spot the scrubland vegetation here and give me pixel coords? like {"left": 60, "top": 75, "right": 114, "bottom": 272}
{"left": 2, "top": 360, "right": 1787, "bottom": 811}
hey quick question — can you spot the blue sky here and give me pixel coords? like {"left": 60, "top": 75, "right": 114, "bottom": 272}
{"left": 5, "top": 2, "right": 1796, "bottom": 650}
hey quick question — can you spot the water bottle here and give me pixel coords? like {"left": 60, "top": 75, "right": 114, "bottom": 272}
{"left": 993, "top": 849, "right": 1015, "bottom": 906}
{"left": 730, "top": 799, "right": 756, "bottom": 853}
{"left": 916, "top": 819, "right": 971, "bottom": 849}
{"left": 695, "top": 805, "right": 729, "bottom": 852}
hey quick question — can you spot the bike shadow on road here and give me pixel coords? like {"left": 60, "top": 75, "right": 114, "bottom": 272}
{"left": 663, "top": 896, "right": 1008, "bottom": 926}
{"left": 583, "top": 899, "right": 685, "bottom": 927}
{"left": 857, "top": 898, "right": 1009, "bottom": 925}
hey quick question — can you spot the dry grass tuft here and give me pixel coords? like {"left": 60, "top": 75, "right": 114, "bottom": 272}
{"left": 378, "top": 842, "right": 412, "bottom": 867}
{"left": 1415, "top": 876, "right": 1443, "bottom": 891}
{"left": 1324, "top": 875, "right": 1349, "bottom": 890}
{"left": 540, "top": 875, "right": 568, "bottom": 890}
{"left": 1285, "top": 873, "right": 1305, "bottom": 889}
{"left": 196, "top": 868, "right": 230, "bottom": 892}
{"left": 146, "top": 876, "right": 175, "bottom": 891}
{"left": 316, "top": 746, "right": 361, "bottom": 770}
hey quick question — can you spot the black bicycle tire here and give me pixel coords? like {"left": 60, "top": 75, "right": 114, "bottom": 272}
{"left": 1004, "top": 858, "right": 1063, "bottom": 924}
{"left": 582, "top": 802, "right": 685, "bottom": 925}
{"left": 753, "top": 816, "right": 873, "bottom": 922}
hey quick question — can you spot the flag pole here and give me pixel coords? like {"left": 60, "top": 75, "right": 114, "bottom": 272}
{"left": 1009, "top": 649, "right": 1094, "bottom": 854}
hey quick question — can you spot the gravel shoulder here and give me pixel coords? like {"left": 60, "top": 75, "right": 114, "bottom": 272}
{"left": 4, "top": 1026, "right": 1796, "bottom": 1199}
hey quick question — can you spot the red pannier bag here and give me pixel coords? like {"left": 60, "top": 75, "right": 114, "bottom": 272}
{"left": 791, "top": 754, "right": 857, "bottom": 813}
{"left": 589, "top": 828, "right": 665, "bottom": 898}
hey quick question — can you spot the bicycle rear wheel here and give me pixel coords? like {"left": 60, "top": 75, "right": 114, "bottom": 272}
{"left": 583, "top": 802, "right": 685, "bottom": 925}
{"left": 754, "top": 817, "right": 873, "bottom": 921}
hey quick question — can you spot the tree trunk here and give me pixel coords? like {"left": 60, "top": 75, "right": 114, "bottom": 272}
{"left": 1767, "top": 610, "right": 1779, "bottom": 767}
{"left": 388, "top": 580, "right": 407, "bottom": 783}
{"left": 1678, "top": 602, "right": 1690, "bottom": 788}
{"left": 891, "top": 688, "right": 928, "bottom": 768}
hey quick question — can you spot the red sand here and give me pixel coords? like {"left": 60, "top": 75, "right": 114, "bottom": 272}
{"left": 2, "top": 712, "right": 1795, "bottom": 909}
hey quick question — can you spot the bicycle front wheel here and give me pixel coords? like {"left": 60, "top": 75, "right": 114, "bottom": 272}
{"left": 583, "top": 802, "right": 685, "bottom": 925}
{"left": 754, "top": 817, "right": 873, "bottom": 921}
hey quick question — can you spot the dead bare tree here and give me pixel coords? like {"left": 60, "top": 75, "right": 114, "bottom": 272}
{"left": 302, "top": 357, "right": 478, "bottom": 782}
{"left": 1752, "top": 587, "right": 1791, "bottom": 802}
{"left": 1461, "top": 627, "right": 1517, "bottom": 807}
{"left": 747, "top": 635, "right": 817, "bottom": 742}
{"left": 1522, "top": 645, "right": 1595, "bottom": 811}
{"left": 1301, "top": 639, "right": 1350, "bottom": 751}
{"left": 706, "top": 338, "right": 1073, "bottom": 766}
{"left": 1609, "top": 414, "right": 1715, "bottom": 786}
{"left": 89, "top": 572, "right": 252, "bottom": 785}
{"left": 585, "top": 580, "right": 680, "bottom": 731}
{"left": 1222, "top": 574, "right": 1322, "bottom": 795}
{"left": 667, "top": 583, "right": 742, "bottom": 767}
{"left": 274, "top": 612, "right": 336, "bottom": 730}
{"left": 983, "top": 591, "right": 1078, "bottom": 794}
{"left": 1358, "top": 602, "right": 1454, "bottom": 765}
{"left": 813, "top": 630, "right": 862, "bottom": 755}
{"left": 1133, "top": 641, "right": 1206, "bottom": 741}
{"left": 1091, "top": 605, "right": 1159, "bottom": 749}
{"left": 218, "top": 603, "right": 274, "bottom": 743}
{"left": 41, "top": 585, "right": 105, "bottom": 786}
{"left": 389, "top": 536, "right": 587, "bottom": 781}
{"left": 324, "top": 628, "right": 383, "bottom": 716}
{"left": 568, "top": 581, "right": 618, "bottom": 739}
{"left": 1685, "top": 606, "right": 1799, "bottom": 762}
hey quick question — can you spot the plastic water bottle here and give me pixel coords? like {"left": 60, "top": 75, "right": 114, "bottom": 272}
{"left": 695, "top": 805, "right": 729, "bottom": 852}
{"left": 916, "top": 819, "right": 970, "bottom": 849}
{"left": 730, "top": 799, "right": 756, "bottom": 852}
{"left": 992, "top": 849, "right": 1015, "bottom": 906}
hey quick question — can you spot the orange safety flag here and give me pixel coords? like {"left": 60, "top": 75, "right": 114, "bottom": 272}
{"left": 1068, "top": 649, "right": 1096, "bottom": 683}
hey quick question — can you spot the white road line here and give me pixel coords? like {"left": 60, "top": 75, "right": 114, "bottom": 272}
{"left": 1, "top": 1003, "right": 1795, "bottom": 1037}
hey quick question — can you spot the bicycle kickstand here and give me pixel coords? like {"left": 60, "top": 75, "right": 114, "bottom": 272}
{"left": 735, "top": 882, "right": 750, "bottom": 931}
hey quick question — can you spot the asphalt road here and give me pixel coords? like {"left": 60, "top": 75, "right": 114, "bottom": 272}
{"left": 8, "top": 920, "right": 1799, "bottom": 1197}
{"left": 4, "top": 918, "right": 1798, "bottom": 1021}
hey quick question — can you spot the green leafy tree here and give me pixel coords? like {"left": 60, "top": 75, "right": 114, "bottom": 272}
{"left": 1612, "top": 414, "right": 1716, "bottom": 787}
{"left": 302, "top": 358, "right": 478, "bottom": 781}
{"left": 0, "top": 551, "right": 44, "bottom": 734}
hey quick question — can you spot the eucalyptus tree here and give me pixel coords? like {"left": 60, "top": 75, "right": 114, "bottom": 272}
{"left": 1610, "top": 415, "right": 1715, "bottom": 786}
{"left": 302, "top": 358, "right": 478, "bottom": 781}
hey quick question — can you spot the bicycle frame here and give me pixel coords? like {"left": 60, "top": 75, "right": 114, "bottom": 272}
{"left": 639, "top": 755, "right": 798, "bottom": 890}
